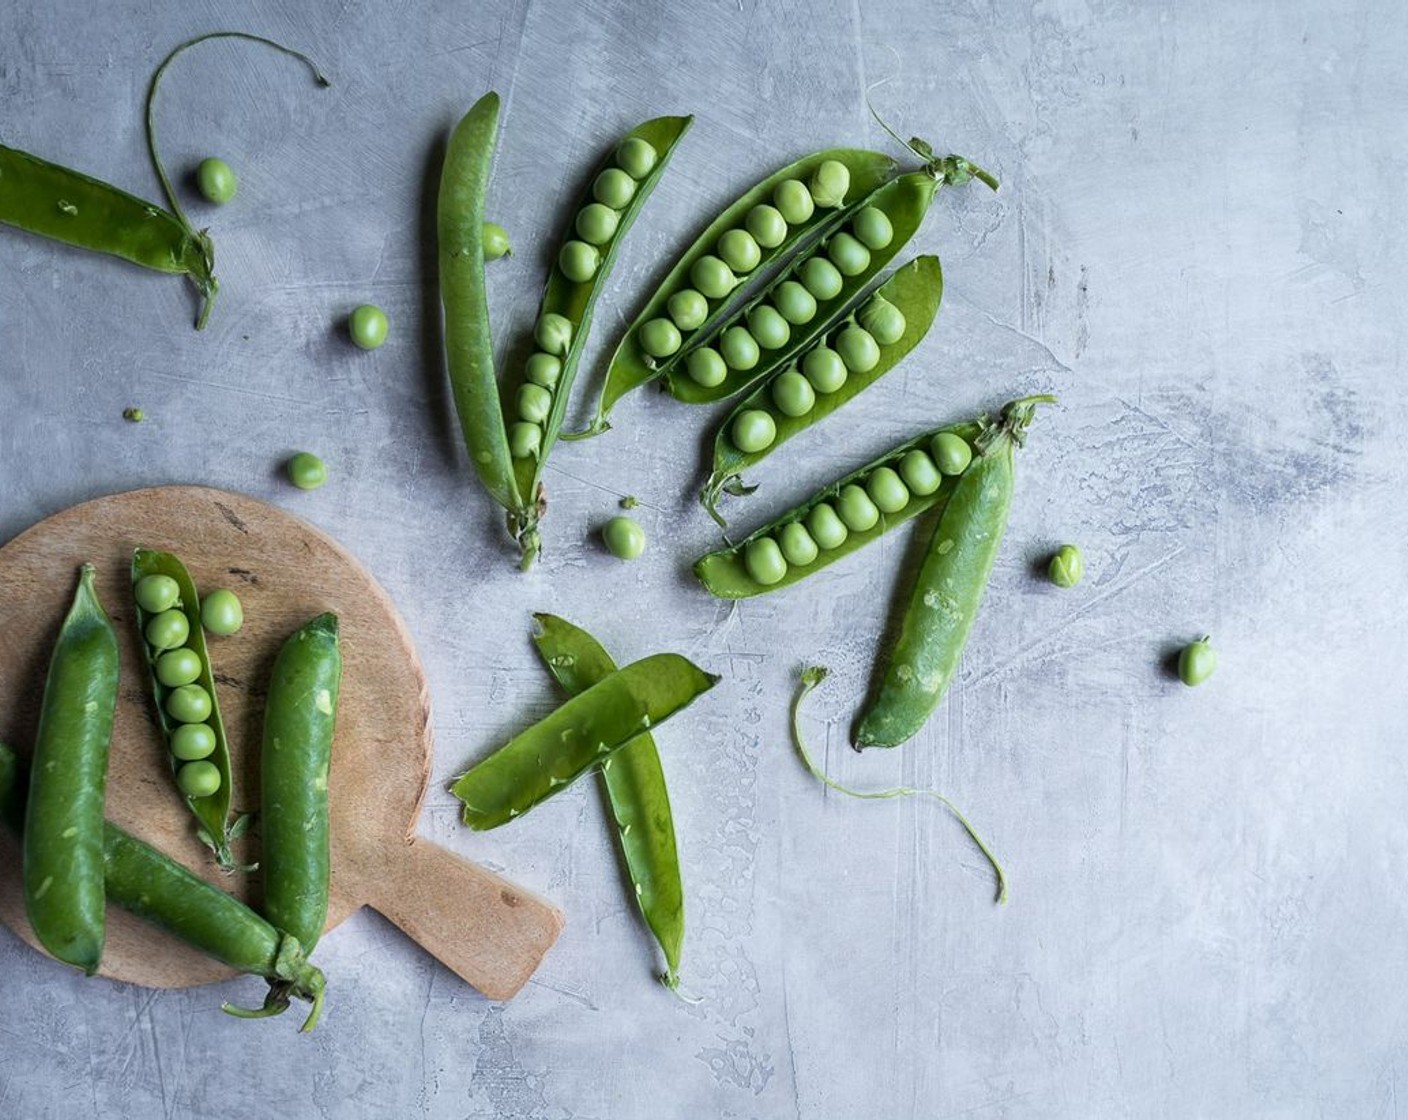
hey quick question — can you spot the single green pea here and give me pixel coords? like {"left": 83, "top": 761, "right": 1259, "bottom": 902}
{"left": 851, "top": 206, "right": 894, "bottom": 250}
{"left": 931, "top": 432, "right": 973, "bottom": 475}
{"left": 773, "top": 179, "right": 815, "bottom": 225}
{"left": 898, "top": 450, "right": 942, "bottom": 497}
{"left": 746, "top": 304, "right": 791, "bottom": 350}
{"left": 1048, "top": 544, "right": 1085, "bottom": 588}
{"left": 720, "top": 326, "right": 761, "bottom": 371}
{"left": 770, "top": 370, "right": 815, "bottom": 418}
{"left": 836, "top": 484, "right": 880, "bottom": 532}
{"left": 690, "top": 255, "right": 738, "bottom": 300}
{"left": 806, "top": 502, "right": 849, "bottom": 550}
{"left": 287, "top": 451, "right": 328, "bottom": 490}
{"left": 859, "top": 296, "right": 907, "bottom": 345}
{"left": 731, "top": 409, "right": 777, "bottom": 453}
{"left": 483, "top": 221, "right": 512, "bottom": 260}
{"left": 827, "top": 232, "right": 871, "bottom": 277}
{"left": 145, "top": 609, "right": 190, "bottom": 651}
{"left": 176, "top": 759, "right": 222, "bottom": 798}
{"left": 743, "top": 537, "right": 788, "bottom": 586}
{"left": 686, "top": 347, "right": 728, "bottom": 387}
{"left": 746, "top": 204, "right": 787, "bottom": 248}
{"left": 667, "top": 289, "right": 709, "bottom": 331}
{"left": 639, "top": 318, "right": 683, "bottom": 359}
{"left": 773, "top": 281, "right": 817, "bottom": 326}
{"left": 525, "top": 352, "right": 562, "bottom": 388}
{"left": 808, "top": 159, "right": 851, "bottom": 208}
{"left": 798, "top": 256, "right": 844, "bottom": 301}
{"left": 135, "top": 574, "right": 180, "bottom": 614}
{"left": 536, "top": 312, "right": 573, "bottom": 356}
{"left": 1178, "top": 636, "right": 1217, "bottom": 686}
{"left": 616, "top": 137, "right": 658, "bottom": 179}
{"left": 559, "top": 240, "right": 600, "bottom": 283}
{"left": 123, "top": 407, "right": 145, "bottom": 422}
{"left": 865, "top": 467, "right": 910, "bottom": 514}
{"left": 195, "top": 157, "right": 237, "bottom": 204}
{"left": 518, "top": 383, "right": 553, "bottom": 424}
{"left": 778, "top": 522, "right": 819, "bottom": 567}
{"left": 200, "top": 589, "right": 243, "bottom": 636}
{"left": 802, "top": 345, "right": 848, "bottom": 393}
{"left": 509, "top": 421, "right": 542, "bottom": 459}
{"left": 170, "top": 722, "right": 216, "bottom": 762}
{"left": 575, "top": 203, "right": 620, "bottom": 246}
{"left": 594, "top": 167, "right": 636, "bottom": 208}
{"left": 349, "top": 304, "right": 389, "bottom": 350}
{"left": 718, "top": 229, "right": 761, "bottom": 274}
{"left": 836, "top": 325, "right": 881, "bottom": 372}
{"left": 601, "top": 516, "right": 646, "bottom": 560}
{"left": 156, "top": 647, "right": 204, "bottom": 688}
{"left": 166, "top": 683, "right": 213, "bottom": 725}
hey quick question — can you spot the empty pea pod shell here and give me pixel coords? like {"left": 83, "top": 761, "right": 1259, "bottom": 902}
{"left": 702, "top": 255, "right": 943, "bottom": 525}
{"left": 451, "top": 653, "right": 719, "bottom": 830}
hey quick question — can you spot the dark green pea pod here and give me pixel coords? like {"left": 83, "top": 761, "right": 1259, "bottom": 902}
{"left": 504, "top": 115, "right": 692, "bottom": 568}
{"left": 694, "top": 419, "right": 984, "bottom": 599}
{"left": 131, "top": 549, "right": 242, "bottom": 869}
{"left": 451, "top": 653, "right": 719, "bottom": 830}
{"left": 854, "top": 396, "right": 1055, "bottom": 749}
{"left": 702, "top": 255, "right": 943, "bottom": 526}
{"left": 578, "top": 147, "right": 898, "bottom": 438}
{"left": 531, "top": 614, "right": 685, "bottom": 990}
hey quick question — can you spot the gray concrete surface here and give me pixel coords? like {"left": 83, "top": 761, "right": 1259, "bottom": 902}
{"left": 2, "top": 0, "right": 1406, "bottom": 1116}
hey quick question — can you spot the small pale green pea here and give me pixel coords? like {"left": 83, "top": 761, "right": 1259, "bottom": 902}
{"left": 743, "top": 537, "right": 788, "bottom": 586}
{"left": 932, "top": 432, "right": 973, "bottom": 475}
{"left": 602, "top": 516, "right": 646, "bottom": 560}
{"left": 690, "top": 255, "right": 738, "bottom": 300}
{"left": 718, "top": 229, "right": 761, "bottom": 274}
{"left": 1048, "top": 544, "right": 1085, "bottom": 588}
{"left": 176, "top": 760, "right": 221, "bottom": 798}
{"left": 200, "top": 589, "right": 243, "bottom": 636}
{"left": 808, "top": 159, "right": 851, "bottom": 208}
{"left": 746, "top": 304, "right": 791, "bottom": 351}
{"left": 483, "top": 221, "right": 512, "bottom": 260}
{"left": 802, "top": 346, "right": 848, "bottom": 393}
{"left": 667, "top": 289, "right": 708, "bottom": 331}
{"left": 773, "top": 179, "right": 815, "bottom": 225}
{"left": 827, "top": 232, "right": 871, "bottom": 277}
{"left": 196, "top": 157, "right": 237, "bottom": 204}
{"left": 518, "top": 383, "right": 553, "bottom": 424}
{"left": 509, "top": 421, "right": 542, "bottom": 459}
{"left": 616, "top": 137, "right": 658, "bottom": 179}
{"left": 865, "top": 466, "right": 910, "bottom": 514}
{"left": 836, "top": 326, "right": 881, "bottom": 372}
{"left": 594, "top": 167, "right": 636, "bottom": 208}
{"left": 852, "top": 206, "right": 893, "bottom": 250}
{"left": 731, "top": 409, "right": 777, "bottom": 453}
{"left": 145, "top": 609, "right": 190, "bottom": 651}
{"left": 859, "top": 296, "right": 907, "bottom": 345}
{"left": 836, "top": 484, "right": 880, "bottom": 531}
{"left": 525, "top": 353, "right": 562, "bottom": 388}
{"left": 639, "top": 318, "right": 683, "bottom": 359}
{"left": 806, "top": 503, "right": 849, "bottom": 550}
{"left": 156, "top": 648, "right": 203, "bottom": 688}
{"left": 135, "top": 574, "right": 180, "bottom": 614}
{"left": 773, "top": 281, "right": 817, "bottom": 326}
{"left": 720, "top": 326, "right": 760, "bottom": 371}
{"left": 899, "top": 450, "right": 942, "bottom": 497}
{"left": 575, "top": 203, "right": 620, "bottom": 245}
{"left": 166, "top": 683, "right": 213, "bottom": 725}
{"left": 535, "top": 312, "right": 573, "bottom": 356}
{"left": 559, "top": 240, "right": 600, "bottom": 283}
{"left": 349, "top": 304, "right": 389, "bottom": 350}
{"left": 686, "top": 347, "right": 728, "bottom": 387}
{"left": 770, "top": 370, "right": 815, "bottom": 418}
{"left": 1178, "top": 636, "right": 1217, "bottom": 686}
{"left": 287, "top": 451, "right": 328, "bottom": 491}
{"left": 746, "top": 204, "right": 787, "bottom": 248}
{"left": 798, "top": 256, "right": 843, "bottom": 301}
{"left": 778, "top": 522, "right": 819, "bottom": 567}
{"left": 171, "top": 722, "right": 216, "bottom": 761}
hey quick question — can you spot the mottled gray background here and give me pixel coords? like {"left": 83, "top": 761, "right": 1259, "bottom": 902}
{"left": 2, "top": 0, "right": 1406, "bottom": 1116}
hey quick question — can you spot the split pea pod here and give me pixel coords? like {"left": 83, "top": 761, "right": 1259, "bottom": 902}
{"left": 261, "top": 613, "right": 341, "bottom": 954}
{"left": 531, "top": 614, "right": 685, "bottom": 990}
{"left": 451, "top": 653, "right": 719, "bottom": 830}
{"left": 702, "top": 254, "right": 944, "bottom": 525}
{"left": 855, "top": 396, "right": 1054, "bottom": 749}
{"left": 23, "top": 564, "right": 118, "bottom": 974}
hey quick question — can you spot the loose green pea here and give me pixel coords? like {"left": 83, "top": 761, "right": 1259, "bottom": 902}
{"left": 1178, "top": 636, "right": 1217, "bottom": 686}
{"left": 773, "top": 179, "right": 815, "bottom": 225}
{"left": 146, "top": 609, "right": 190, "bottom": 651}
{"left": 827, "top": 233, "right": 871, "bottom": 277}
{"left": 483, "top": 221, "right": 512, "bottom": 260}
{"left": 898, "top": 450, "right": 942, "bottom": 497}
{"left": 196, "top": 157, "right": 237, "bottom": 204}
{"left": 602, "top": 516, "right": 646, "bottom": 560}
{"left": 639, "top": 318, "right": 683, "bottom": 359}
{"left": 718, "top": 229, "right": 761, "bottom": 274}
{"left": 746, "top": 204, "right": 787, "bottom": 248}
{"left": 166, "top": 683, "right": 213, "bottom": 724}
{"left": 931, "top": 432, "right": 973, "bottom": 475}
{"left": 518, "top": 383, "right": 553, "bottom": 424}
{"left": 836, "top": 484, "right": 880, "bottom": 531}
{"left": 859, "top": 296, "right": 907, "bottom": 345}
{"left": 743, "top": 538, "right": 788, "bottom": 586}
{"left": 686, "top": 347, "right": 728, "bottom": 387}
{"left": 836, "top": 326, "right": 881, "bottom": 372}
{"left": 536, "top": 312, "right": 573, "bottom": 356}
{"left": 171, "top": 722, "right": 216, "bottom": 762}
{"left": 770, "top": 370, "right": 815, "bottom": 418}
{"left": 802, "top": 345, "right": 848, "bottom": 393}
{"left": 667, "top": 289, "right": 708, "bottom": 331}
{"left": 559, "top": 240, "right": 600, "bottom": 283}
{"left": 1048, "top": 544, "right": 1085, "bottom": 588}
{"left": 349, "top": 304, "right": 389, "bottom": 350}
{"left": 778, "top": 522, "right": 819, "bottom": 567}
{"left": 798, "top": 256, "right": 843, "bottom": 301}
{"left": 135, "top": 574, "right": 180, "bottom": 614}
{"left": 509, "top": 421, "right": 542, "bottom": 459}
{"left": 773, "top": 281, "right": 817, "bottom": 325}
{"left": 808, "top": 159, "right": 851, "bottom": 208}
{"left": 176, "top": 760, "right": 221, "bottom": 798}
{"left": 731, "top": 409, "right": 777, "bottom": 453}
{"left": 525, "top": 352, "right": 562, "bottom": 388}
{"left": 746, "top": 304, "right": 791, "bottom": 351}
{"left": 865, "top": 467, "right": 910, "bottom": 514}
{"left": 287, "top": 451, "right": 328, "bottom": 490}
{"left": 594, "top": 167, "right": 636, "bottom": 208}
{"left": 575, "top": 203, "right": 619, "bottom": 246}
{"left": 616, "top": 137, "right": 658, "bottom": 179}
{"left": 806, "top": 503, "right": 849, "bottom": 550}
{"left": 200, "top": 589, "right": 243, "bottom": 636}
{"left": 156, "top": 648, "right": 204, "bottom": 688}
{"left": 720, "top": 326, "right": 760, "bottom": 371}
{"left": 690, "top": 255, "right": 738, "bottom": 300}
{"left": 852, "top": 206, "right": 893, "bottom": 250}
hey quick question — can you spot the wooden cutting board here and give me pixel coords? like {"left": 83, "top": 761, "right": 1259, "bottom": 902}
{"left": 0, "top": 486, "right": 563, "bottom": 999}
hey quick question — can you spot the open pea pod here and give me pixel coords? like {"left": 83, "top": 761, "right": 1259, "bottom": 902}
{"left": 694, "top": 419, "right": 984, "bottom": 599}
{"left": 451, "top": 653, "right": 718, "bottom": 830}
{"left": 577, "top": 147, "right": 897, "bottom": 437}
{"left": 503, "top": 115, "right": 692, "bottom": 566}
{"left": 702, "top": 254, "right": 943, "bottom": 525}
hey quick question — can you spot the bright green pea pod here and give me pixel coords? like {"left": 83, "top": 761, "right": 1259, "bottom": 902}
{"left": 131, "top": 549, "right": 242, "bottom": 870}
{"left": 451, "top": 653, "right": 719, "bottom": 830}
{"left": 702, "top": 255, "right": 943, "bottom": 525}
{"left": 854, "top": 396, "right": 1054, "bottom": 749}
{"left": 505, "top": 114, "right": 692, "bottom": 568}
{"left": 579, "top": 147, "right": 897, "bottom": 437}
{"left": 23, "top": 565, "right": 118, "bottom": 974}
{"left": 531, "top": 614, "right": 685, "bottom": 990}
{"left": 694, "top": 420, "right": 984, "bottom": 599}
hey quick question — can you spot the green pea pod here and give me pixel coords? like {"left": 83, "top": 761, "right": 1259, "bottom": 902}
{"left": 694, "top": 419, "right": 984, "bottom": 599}
{"left": 855, "top": 396, "right": 1054, "bottom": 749}
{"left": 702, "top": 255, "right": 943, "bottom": 525}
{"left": 503, "top": 115, "right": 692, "bottom": 567}
{"left": 23, "top": 564, "right": 118, "bottom": 974}
{"left": 0, "top": 743, "right": 326, "bottom": 1031}
{"left": 530, "top": 614, "right": 685, "bottom": 990}
{"left": 261, "top": 613, "right": 341, "bottom": 954}
{"left": 579, "top": 147, "right": 897, "bottom": 437}
{"left": 451, "top": 653, "right": 719, "bottom": 830}
{"left": 131, "top": 549, "right": 240, "bottom": 869}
